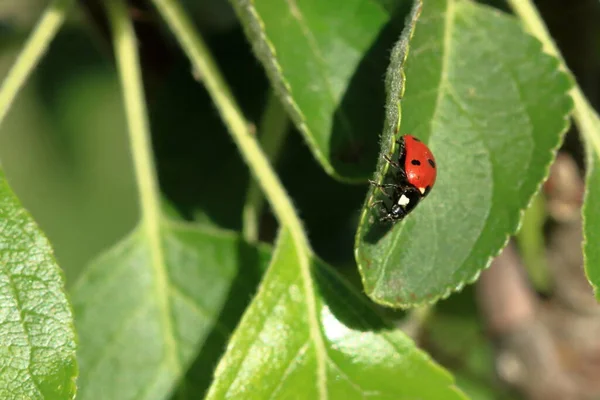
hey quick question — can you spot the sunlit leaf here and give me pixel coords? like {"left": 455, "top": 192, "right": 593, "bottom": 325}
{"left": 206, "top": 229, "right": 466, "bottom": 399}
{"left": 0, "top": 169, "right": 77, "bottom": 399}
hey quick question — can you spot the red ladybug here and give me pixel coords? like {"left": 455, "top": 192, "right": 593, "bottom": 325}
{"left": 370, "top": 135, "right": 437, "bottom": 222}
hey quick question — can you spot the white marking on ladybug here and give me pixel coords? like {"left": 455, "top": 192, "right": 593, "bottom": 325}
{"left": 397, "top": 194, "right": 410, "bottom": 207}
{"left": 418, "top": 187, "right": 426, "bottom": 194}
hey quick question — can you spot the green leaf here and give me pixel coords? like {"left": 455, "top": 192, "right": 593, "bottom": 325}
{"left": 206, "top": 229, "right": 466, "bottom": 399}
{"left": 0, "top": 169, "right": 77, "bottom": 399}
{"left": 580, "top": 106, "right": 600, "bottom": 299}
{"left": 72, "top": 222, "right": 271, "bottom": 399}
{"left": 355, "top": 0, "right": 573, "bottom": 307}
{"left": 229, "top": 0, "right": 406, "bottom": 180}
{"left": 515, "top": 191, "right": 550, "bottom": 292}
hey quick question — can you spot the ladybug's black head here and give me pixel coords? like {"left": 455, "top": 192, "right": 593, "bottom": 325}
{"left": 388, "top": 186, "right": 422, "bottom": 220}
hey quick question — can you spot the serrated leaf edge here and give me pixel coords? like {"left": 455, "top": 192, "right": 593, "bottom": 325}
{"left": 229, "top": 0, "right": 366, "bottom": 182}
{"left": 413, "top": 3, "right": 574, "bottom": 309}
{"left": 356, "top": 0, "right": 574, "bottom": 309}
{"left": 354, "top": 0, "right": 423, "bottom": 305}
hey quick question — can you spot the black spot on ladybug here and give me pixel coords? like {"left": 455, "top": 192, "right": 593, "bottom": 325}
{"left": 411, "top": 159, "right": 421, "bottom": 166}
{"left": 428, "top": 159, "right": 436, "bottom": 168}
{"left": 424, "top": 186, "right": 431, "bottom": 195}
{"left": 412, "top": 137, "right": 421, "bottom": 142}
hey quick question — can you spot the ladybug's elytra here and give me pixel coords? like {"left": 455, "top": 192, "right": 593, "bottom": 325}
{"left": 370, "top": 135, "right": 437, "bottom": 222}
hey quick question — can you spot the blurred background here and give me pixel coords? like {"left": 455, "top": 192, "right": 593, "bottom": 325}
{"left": 1, "top": 0, "right": 138, "bottom": 285}
{"left": 1, "top": 1, "right": 600, "bottom": 399}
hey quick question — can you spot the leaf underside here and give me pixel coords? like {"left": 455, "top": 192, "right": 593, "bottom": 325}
{"left": 72, "top": 221, "right": 271, "bottom": 400}
{"left": 231, "top": 0, "right": 414, "bottom": 181}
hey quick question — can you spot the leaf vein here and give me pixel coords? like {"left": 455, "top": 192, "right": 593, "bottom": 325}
{"left": 2, "top": 271, "right": 42, "bottom": 397}
{"left": 266, "top": 340, "right": 311, "bottom": 400}
{"left": 221, "top": 276, "right": 299, "bottom": 399}
{"left": 168, "top": 283, "right": 231, "bottom": 337}
{"left": 283, "top": 0, "right": 356, "bottom": 141}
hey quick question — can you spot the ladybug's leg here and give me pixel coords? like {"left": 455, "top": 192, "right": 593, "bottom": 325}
{"left": 368, "top": 199, "right": 393, "bottom": 222}
{"left": 383, "top": 137, "right": 405, "bottom": 170}
{"left": 395, "top": 138, "right": 408, "bottom": 182}
{"left": 369, "top": 180, "right": 400, "bottom": 197}
{"left": 383, "top": 154, "right": 400, "bottom": 169}
{"left": 369, "top": 199, "right": 385, "bottom": 208}
{"left": 380, "top": 214, "right": 394, "bottom": 223}
{"left": 395, "top": 166, "right": 408, "bottom": 182}
{"left": 395, "top": 137, "right": 406, "bottom": 158}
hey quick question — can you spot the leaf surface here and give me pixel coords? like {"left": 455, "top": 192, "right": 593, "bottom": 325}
{"left": 72, "top": 222, "right": 271, "bottom": 400}
{"left": 206, "top": 229, "right": 465, "bottom": 399}
{"left": 0, "top": 169, "right": 77, "bottom": 399}
{"left": 355, "top": 0, "right": 572, "bottom": 307}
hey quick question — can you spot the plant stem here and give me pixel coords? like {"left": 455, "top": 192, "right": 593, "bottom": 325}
{"left": 242, "top": 92, "right": 289, "bottom": 242}
{"left": 507, "top": 0, "right": 600, "bottom": 157}
{"left": 105, "top": 0, "right": 179, "bottom": 374}
{"left": 151, "top": 0, "right": 310, "bottom": 252}
{"left": 105, "top": 0, "right": 162, "bottom": 227}
{"left": 0, "top": 0, "right": 74, "bottom": 127}
{"left": 402, "top": 305, "right": 432, "bottom": 339}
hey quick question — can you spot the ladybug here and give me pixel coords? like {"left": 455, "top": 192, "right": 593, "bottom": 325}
{"left": 370, "top": 135, "right": 437, "bottom": 222}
